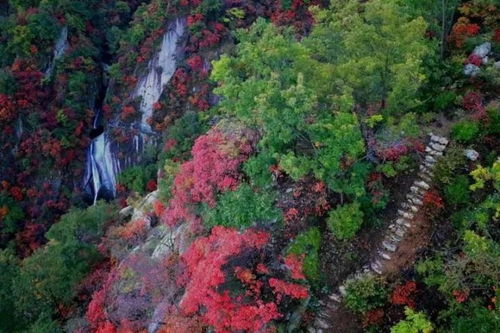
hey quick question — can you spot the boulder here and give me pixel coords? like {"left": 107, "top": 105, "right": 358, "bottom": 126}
{"left": 472, "top": 42, "right": 491, "bottom": 58}
{"left": 464, "top": 149, "right": 480, "bottom": 161}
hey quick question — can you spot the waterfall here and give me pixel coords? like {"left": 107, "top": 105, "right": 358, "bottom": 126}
{"left": 133, "top": 17, "right": 186, "bottom": 133}
{"left": 83, "top": 106, "right": 120, "bottom": 204}
{"left": 84, "top": 130, "right": 120, "bottom": 204}
{"left": 45, "top": 26, "right": 68, "bottom": 77}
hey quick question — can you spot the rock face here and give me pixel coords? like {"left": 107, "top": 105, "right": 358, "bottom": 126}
{"left": 133, "top": 17, "right": 186, "bottom": 133}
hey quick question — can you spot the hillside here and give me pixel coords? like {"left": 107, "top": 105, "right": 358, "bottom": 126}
{"left": 0, "top": 1, "right": 498, "bottom": 332}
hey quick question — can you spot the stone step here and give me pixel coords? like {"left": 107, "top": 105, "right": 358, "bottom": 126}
{"left": 415, "top": 180, "right": 430, "bottom": 190}
{"left": 398, "top": 210, "right": 414, "bottom": 220}
{"left": 424, "top": 161, "right": 435, "bottom": 169}
{"left": 418, "top": 173, "right": 433, "bottom": 183}
{"left": 362, "top": 265, "right": 372, "bottom": 273}
{"left": 430, "top": 135, "right": 449, "bottom": 146}
{"left": 407, "top": 193, "right": 423, "bottom": 201}
{"left": 429, "top": 141, "right": 447, "bottom": 151}
{"left": 382, "top": 241, "right": 397, "bottom": 252}
{"left": 425, "top": 155, "right": 437, "bottom": 164}
{"left": 401, "top": 202, "right": 418, "bottom": 212}
{"left": 314, "top": 317, "right": 330, "bottom": 329}
{"left": 329, "top": 293, "right": 342, "bottom": 303}
{"left": 394, "top": 227, "right": 406, "bottom": 238}
{"left": 379, "top": 251, "right": 391, "bottom": 260}
{"left": 389, "top": 234, "right": 402, "bottom": 243}
{"left": 371, "top": 260, "right": 383, "bottom": 274}
{"left": 396, "top": 218, "right": 411, "bottom": 228}
{"left": 410, "top": 197, "right": 423, "bottom": 206}
{"left": 419, "top": 165, "right": 433, "bottom": 176}
{"left": 410, "top": 186, "right": 423, "bottom": 195}
{"left": 425, "top": 146, "right": 444, "bottom": 157}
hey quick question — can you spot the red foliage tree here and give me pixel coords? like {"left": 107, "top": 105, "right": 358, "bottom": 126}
{"left": 450, "top": 17, "right": 480, "bottom": 48}
{"left": 160, "top": 129, "right": 254, "bottom": 228}
{"left": 391, "top": 281, "right": 418, "bottom": 309}
{"left": 423, "top": 190, "right": 444, "bottom": 210}
{"left": 180, "top": 226, "right": 308, "bottom": 332}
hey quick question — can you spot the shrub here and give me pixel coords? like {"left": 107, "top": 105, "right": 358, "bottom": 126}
{"left": 243, "top": 151, "right": 277, "bottom": 188}
{"left": 160, "top": 111, "right": 207, "bottom": 161}
{"left": 433, "top": 145, "right": 467, "bottom": 186}
{"left": 345, "top": 275, "right": 388, "bottom": 313}
{"left": 326, "top": 201, "right": 364, "bottom": 240}
{"left": 157, "top": 159, "right": 180, "bottom": 202}
{"left": 433, "top": 91, "right": 457, "bottom": 112}
{"left": 451, "top": 120, "right": 480, "bottom": 143}
{"left": 117, "top": 164, "right": 157, "bottom": 195}
{"left": 202, "top": 184, "right": 282, "bottom": 229}
{"left": 286, "top": 227, "right": 321, "bottom": 282}
{"left": 0, "top": 193, "right": 25, "bottom": 235}
{"left": 450, "top": 306, "right": 498, "bottom": 332}
{"left": 444, "top": 175, "right": 470, "bottom": 205}
{"left": 390, "top": 307, "right": 433, "bottom": 333}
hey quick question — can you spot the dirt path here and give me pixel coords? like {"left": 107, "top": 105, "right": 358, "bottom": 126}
{"left": 308, "top": 134, "right": 449, "bottom": 333}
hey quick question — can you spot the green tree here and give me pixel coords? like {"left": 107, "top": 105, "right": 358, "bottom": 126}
{"left": 201, "top": 184, "right": 282, "bottom": 229}
{"left": 344, "top": 275, "right": 388, "bottom": 313}
{"left": 12, "top": 202, "right": 116, "bottom": 326}
{"left": 212, "top": 19, "right": 366, "bottom": 197}
{"left": 287, "top": 227, "right": 322, "bottom": 282}
{"left": 326, "top": 201, "right": 364, "bottom": 240}
{"left": 307, "top": 0, "right": 432, "bottom": 114}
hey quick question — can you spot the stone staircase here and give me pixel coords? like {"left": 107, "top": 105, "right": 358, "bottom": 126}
{"left": 308, "top": 134, "right": 449, "bottom": 333}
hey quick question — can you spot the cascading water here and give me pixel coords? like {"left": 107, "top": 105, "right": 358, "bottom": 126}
{"left": 83, "top": 109, "right": 121, "bottom": 204}
{"left": 133, "top": 17, "right": 186, "bottom": 133}
{"left": 45, "top": 26, "right": 68, "bottom": 77}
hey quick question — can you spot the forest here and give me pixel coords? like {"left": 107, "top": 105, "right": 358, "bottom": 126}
{"left": 0, "top": 0, "right": 498, "bottom": 332}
